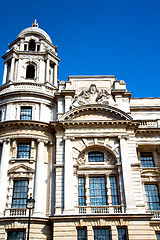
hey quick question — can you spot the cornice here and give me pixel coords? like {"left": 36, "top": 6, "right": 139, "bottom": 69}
{"left": 0, "top": 120, "right": 50, "bottom": 130}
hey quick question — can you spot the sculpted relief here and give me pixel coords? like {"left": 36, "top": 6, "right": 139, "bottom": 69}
{"left": 71, "top": 84, "right": 111, "bottom": 108}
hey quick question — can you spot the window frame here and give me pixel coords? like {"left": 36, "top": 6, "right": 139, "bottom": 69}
{"left": 144, "top": 183, "right": 160, "bottom": 210}
{"left": 78, "top": 177, "right": 86, "bottom": 206}
{"left": 20, "top": 106, "right": 32, "bottom": 120}
{"left": 110, "top": 175, "right": 119, "bottom": 205}
{"left": 12, "top": 180, "right": 28, "bottom": 209}
{"left": 88, "top": 151, "right": 104, "bottom": 162}
{"left": 117, "top": 227, "right": 128, "bottom": 240}
{"left": 7, "top": 230, "right": 25, "bottom": 240}
{"left": 140, "top": 152, "right": 154, "bottom": 168}
{"left": 93, "top": 228, "right": 110, "bottom": 240}
{"left": 77, "top": 228, "right": 87, "bottom": 240}
{"left": 17, "top": 142, "right": 31, "bottom": 159}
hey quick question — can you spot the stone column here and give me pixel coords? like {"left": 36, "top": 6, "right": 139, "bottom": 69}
{"left": 10, "top": 58, "right": 15, "bottom": 81}
{"left": 53, "top": 64, "right": 58, "bottom": 87}
{"left": 119, "top": 136, "right": 137, "bottom": 213}
{"left": 0, "top": 139, "right": 10, "bottom": 216}
{"left": 2, "top": 62, "right": 7, "bottom": 84}
{"left": 46, "top": 59, "right": 50, "bottom": 82}
{"left": 33, "top": 139, "right": 45, "bottom": 216}
{"left": 63, "top": 136, "right": 75, "bottom": 214}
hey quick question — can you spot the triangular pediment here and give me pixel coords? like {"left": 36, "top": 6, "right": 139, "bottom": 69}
{"left": 8, "top": 164, "right": 34, "bottom": 174}
{"left": 59, "top": 105, "right": 132, "bottom": 122}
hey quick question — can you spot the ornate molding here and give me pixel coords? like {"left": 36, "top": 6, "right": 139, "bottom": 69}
{"left": 71, "top": 84, "right": 110, "bottom": 108}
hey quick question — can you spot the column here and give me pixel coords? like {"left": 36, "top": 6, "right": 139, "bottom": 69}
{"left": 119, "top": 136, "right": 137, "bottom": 213}
{"left": 10, "top": 57, "right": 15, "bottom": 81}
{"left": 63, "top": 136, "right": 75, "bottom": 214}
{"left": 53, "top": 64, "right": 58, "bottom": 87}
{"left": 46, "top": 59, "right": 50, "bottom": 82}
{"left": 0, "top": 139, "right": 10, "bottom": 216}
{"left": 33, "top": 139, "right": 45, "bottom": 216}
{"left": 2, "top": 62, "right": 7, "bottom": 84}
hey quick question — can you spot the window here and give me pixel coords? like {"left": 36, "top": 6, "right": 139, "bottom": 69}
{"left": 17, "top": 143, "right": 30, "bottom": 159}
{"left": 118, "top": 228, "right": 127, "bottom": 240}
{"left": 94, "top": 228, "right": 110, "bottom": 240}
{"left": 0, "top": 110, "right": 2, "bottom": 122}
{"left": 144, "top": 184, "right": 160, "bottom": 210}
{"left": 26, "top": 65, "right": 35, "bottom": 79}
{"left": 20, "top": 106, "right": 32, "bottom": 120}
{"left": 88, "top": 152, "right": 104, "bottom": 162}
{"left": 77, "top": 228, "right": 86, "bottom": 240}
{"left": 24, "top": 44, "right": 27, "bottom": 51}
{"left": 156, "top": 233, "right": 160, "bottom": 240}
{"left": 78, "top": 177, "right": 85, "bottom": 206}
{"left": 110, "top": 176, "right": 119, "bottom": 205}
{"left": 12, "top": 180, "right": 28, "bottom": 208}
{"left": 7, "top": 230, "right": 25, "bottom": 240}
{"left": 29, "top": 39, "right": 35, "bottom": 51}
{"left": 90, "top": 177, "right": 107, "bottom": 206}
{"left": 37, "top": 45, "right": 40, "bottom": 51}
{"left": 140, "top": 152, "right": 154, "bottom": 167}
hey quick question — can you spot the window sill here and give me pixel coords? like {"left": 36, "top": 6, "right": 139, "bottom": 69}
{"left": 9, "top": 158, "right": 35, "bottom": 163}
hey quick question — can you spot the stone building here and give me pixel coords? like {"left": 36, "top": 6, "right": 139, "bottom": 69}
{"left": 0, "top": 21, "right": 160, "bottom": 240}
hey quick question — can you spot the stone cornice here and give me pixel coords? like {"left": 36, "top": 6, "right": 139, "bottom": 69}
{"left": 0, "top": 120, "right": 50, "bottom": 130}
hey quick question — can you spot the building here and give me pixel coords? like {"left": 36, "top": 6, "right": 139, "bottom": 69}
{"left": 0, "top": 20, "right": 160, "bottom": 240}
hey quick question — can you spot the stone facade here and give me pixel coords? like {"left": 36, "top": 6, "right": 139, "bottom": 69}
{"left": 0, "top": 21, "right": 160, "bottom": 239}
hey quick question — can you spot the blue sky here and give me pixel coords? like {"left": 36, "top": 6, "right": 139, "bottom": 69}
{"left": 0, "top": 0, "right": 160, "bottom": 97}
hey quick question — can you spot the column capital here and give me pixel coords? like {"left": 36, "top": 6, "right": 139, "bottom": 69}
{"left": 63, "top": 135, "right": 75, "bottom": 141}
{"left": 37, "top": 139, "right": 48, "bottom": 144}
{"left": 3, "top": 138, "right": 11, "bottom": 143}
{"left": 118, "top": 135, "right": 129, "bottom": 141}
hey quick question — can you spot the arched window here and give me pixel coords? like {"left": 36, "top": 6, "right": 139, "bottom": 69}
{"left": 26, "top": 65, "right": 35, "bottom": 79}
{"left": 29, "top": 39, "right": 36, "bottom": 51}
{"left": 88, "top": 151, "right": 104, "bottom": 162}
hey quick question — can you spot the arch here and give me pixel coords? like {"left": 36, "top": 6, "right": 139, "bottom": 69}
{"left": 29, "top": 39, "right": 36, "bottom": 51}
{"left": 59, "top": 104, "right": 133, "bottom": 121}
{"left": 26, "top": 64, "right": 35, "bottom": 79}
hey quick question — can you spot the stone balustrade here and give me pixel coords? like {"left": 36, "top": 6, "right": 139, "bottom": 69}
{"left": 139, "top": 120, "right": 160, "bottom": 128}
{"left": 79, "top": 205, "right": 123, "bottom": 214}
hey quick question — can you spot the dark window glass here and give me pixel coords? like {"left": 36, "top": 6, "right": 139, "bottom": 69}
{"left": 77, "top": 228, "right": 86, "bottom": 240}
{"left": 26, "top": 65, "right": 35, "bottom": 79}
{"left": 29, "top": 39, "right": 35, "bottom": 51}
{"left": 145, "top": 184, "right": 160, "bottom": 210}
{"left": 24, "top": 44, "right": 27, "bottom": 51}
{"left": 20, "top": 106, "right": 32, "bottom": 120}
{"left": 118, "top": 228, "right": 127, "bottom": 240}
{"left": 37, "top": 45, "right": 40, "bottom": 51}
{"left": 12, "top": 180, "right": 28, "bottom": 208}
{"left": 7, "top": 230, "right": 25, "bottom": 240}
{"left": 78, "top": 177, "right": 85, "bottom": 206}
{"left": 94, "top": 228, "right": 110, "bottom": 240}
{"left": 140, "top": 152, "right": 154, "bottom": 167}
{"left": 88, "top": 152, "right": 104, "bottom": 162}
{"left": 90, "top": 177, "right": 107, "bottom": 206}
{"left": 156, "top": 233, "right": 160, "bottom": 240}
{"left": 0, "top": 111, "right": 2, "bottom": 122}
{"left": 110, "top": 176, "right": 119, "bottom": 205}
{"left": 17, "top": 143, "right": 30, "bottom": 159}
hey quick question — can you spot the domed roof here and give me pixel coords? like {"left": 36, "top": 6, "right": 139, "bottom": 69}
{"left": 17, "top": 20, "right": 52, "bottom": 43}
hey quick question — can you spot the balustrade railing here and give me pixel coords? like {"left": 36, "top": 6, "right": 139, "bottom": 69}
{"left": 149, "top": 210, "right": 160, "bottom": 219}
{"left": 139, "top": 120, "right": 160, "bottom": 128}
{"left": 79, "top": 205, "right": 123, "bottom": 214}
{"left": 9, "top": 208, "right": 27, "bottom": 216}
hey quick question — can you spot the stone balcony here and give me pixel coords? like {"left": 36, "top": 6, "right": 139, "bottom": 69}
{"left": 149, "top": 210, "right": 160, "bottom": 219}
{"left": 5, "top": 208, "right": 28, "bottom": 217}
{"left": 139, "top": 120, "right": 160, "bottom": 128}
{"left": 0, "top": 82, "right": 56, "bottom": 97}
{"left": 79, "top": 205, "right": 123, "bottom": 214}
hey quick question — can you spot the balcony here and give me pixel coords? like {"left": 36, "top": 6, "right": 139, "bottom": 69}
{"left": 79, "top": 205, "right": 123, "bottom": 214}
{"left": 149, "top": 210, "right": 160, "bottom": 219}
{"left": 139, "top": 120, "right": 160, "bottom": 128}
{"left": 5, "top": 208, "right": 28, "bottom": 217}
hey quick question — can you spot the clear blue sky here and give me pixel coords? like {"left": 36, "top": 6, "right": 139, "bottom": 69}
{"left": 0, "top": 0, "right": 160, "bottom": 97}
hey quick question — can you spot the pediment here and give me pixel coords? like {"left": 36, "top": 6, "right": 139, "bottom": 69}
{"left": 59, "top": 105, "right": 132, "bottom": 122}
{"left": 8, "top": 164, "right": 34, "bottom": 174}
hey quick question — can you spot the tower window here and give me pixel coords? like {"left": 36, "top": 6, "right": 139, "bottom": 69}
{"left": 24, "top": 44, "right": 27, "bottom": 51}
{"left": 26, "top": 65, "right": 35, "bottom": 79}
{"left": 37, "top": 45, "right": 40, "bottom": 51}
{"left": 29, "top": 39, "right": 36, "bottom": 51}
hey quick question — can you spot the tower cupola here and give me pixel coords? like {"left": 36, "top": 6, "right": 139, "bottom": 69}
{"left": 2, "top": 20, "right": 60, "bottom": 87}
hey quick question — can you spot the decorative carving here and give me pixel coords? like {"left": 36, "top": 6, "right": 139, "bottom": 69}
{"left": 71, "top": 84, "right": 110, "bottom": 108}
{"left": 76, "top": 155, "right": 86, "bottom": 165}
{"left": 106, "top": 151, "right": 116, "bottom": 165}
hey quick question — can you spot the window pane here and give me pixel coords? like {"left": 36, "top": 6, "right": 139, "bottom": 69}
{"left": 20, "top": 106, "right": 32, "bottom": 120}
{"left": 7, "top": 230, "right": 24, "bottom": 240}
{"left": 90, "top": 177, "right": 107, "bottom": 206}
{"left": 94, "top": 228, "right": 110, "bottom": 240}
{"left": 118, "top": 228, "right": 127, "bottom": 240}
{"left": 145, "top": 184, "right": 160, "bottom": 210}
{"left": 88, "top": 152, "right": 104, "bottom": 162}
{"left": 140, "top": 152, "right": 154, "bottom": 167}
{"left": 0, "top": 111, "right": 2, "bottom": 122}
{"left": 12, "top": 180, "right": 28, "bottom": 208}
{"left": 77, "top": 229, "right": 86, "bottom": 240}
{"left": 110, "top": 176, "right": 119, "bottom": 205}
{"left": 17, "top": 143, "right": 30, "bottom": 159}
{"left": 156, "top": 233, "right": 160, "bottom": 240}
{"left": 78, "top": 177, "right": 85, "bottom": 206}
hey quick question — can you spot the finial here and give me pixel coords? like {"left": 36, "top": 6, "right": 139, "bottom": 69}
{"left": 32, "top": 19, "right": 39, "bottom": 27}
